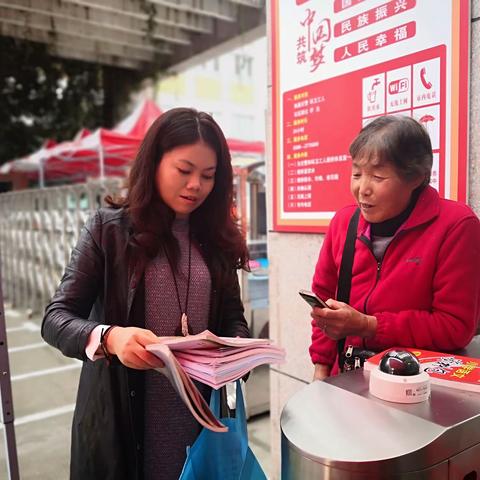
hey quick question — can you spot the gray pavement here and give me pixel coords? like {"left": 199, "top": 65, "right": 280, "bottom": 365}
{"left": 0, "top": 307, "right": 271, "bottom": 479}
{"left": 0, "top": 308, "right": 76, "bottom": 479}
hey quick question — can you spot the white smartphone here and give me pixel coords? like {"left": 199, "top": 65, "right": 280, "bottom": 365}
{"left": 298, "top": 289, "right": 329, "bottom": 309}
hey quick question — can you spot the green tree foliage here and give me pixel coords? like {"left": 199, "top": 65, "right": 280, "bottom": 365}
{"left": 0, "top": 37, "right": 104, "bottom": 166}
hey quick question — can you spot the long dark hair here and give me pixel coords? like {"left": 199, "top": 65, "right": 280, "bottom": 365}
{"left": 107, "top": 107, "right": 249, "bottom": 271}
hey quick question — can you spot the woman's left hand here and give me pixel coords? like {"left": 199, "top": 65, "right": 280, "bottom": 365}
{"left": 311, "top": 299, "right": 377, "bottom": 340}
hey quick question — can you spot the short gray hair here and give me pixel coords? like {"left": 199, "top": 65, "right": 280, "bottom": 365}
{"left": 349, "top": 115, "right": 433, "bottom": 186}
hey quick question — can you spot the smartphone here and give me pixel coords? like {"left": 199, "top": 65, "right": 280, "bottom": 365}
{"left": 298, "top": 289, "right": 329, "bottom": 309}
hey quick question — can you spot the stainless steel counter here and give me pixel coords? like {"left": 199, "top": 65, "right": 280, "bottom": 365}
{"left": 281, "top": 338, "right": 480, "bottom": 478}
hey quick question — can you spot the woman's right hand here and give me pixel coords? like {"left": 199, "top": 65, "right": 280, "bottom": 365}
{"left": 312, "top": 363, "right": 330, "bottom": 381}
{"left": 106, "top": 327, "right": 165, "bottom": 370}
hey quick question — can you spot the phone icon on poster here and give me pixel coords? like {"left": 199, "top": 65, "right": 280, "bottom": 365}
{"left": 420, "top": 67, "right": 432, "bottom": 90}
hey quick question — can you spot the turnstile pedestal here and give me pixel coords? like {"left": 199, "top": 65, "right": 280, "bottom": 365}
{"left": 281, "top": 368, "right": 480, "bottom": 479}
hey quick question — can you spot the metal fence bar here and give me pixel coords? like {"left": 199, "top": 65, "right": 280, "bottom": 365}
{"left": 0, "top": 179, "right": 123, "bottom": 313}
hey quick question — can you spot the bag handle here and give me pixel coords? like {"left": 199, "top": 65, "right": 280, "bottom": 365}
{"left": 209, "top": 386, "right": 222, "bottom": 417}
{"left": 234, "top": 380, "right": 247, "bottom": 434}
{"left": 337, "top": 208, "right": 360, "bottom": 363}
{"left": 209, "top": 380, "right": 247, "bottom": 434}
{"left": 209, "top": 384, "right": 235, "bottom": 417}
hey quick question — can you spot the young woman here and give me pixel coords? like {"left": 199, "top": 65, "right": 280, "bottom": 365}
{"left": 309, "top": 115, "right": 480, "bottom": 380}
{"left": 41, "top": 108, "right": 250, "bottom": 479}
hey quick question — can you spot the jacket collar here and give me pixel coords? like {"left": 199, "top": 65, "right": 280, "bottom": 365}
{"left": 358, "top": 185, "right": 440, "bottom": 237}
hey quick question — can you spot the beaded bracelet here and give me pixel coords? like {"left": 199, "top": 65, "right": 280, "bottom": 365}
{"left": 100, "top": 325, "right": 117, "bottom": 365}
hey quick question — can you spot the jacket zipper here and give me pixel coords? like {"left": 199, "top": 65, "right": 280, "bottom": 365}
{"left": 363, "top": 260, "right": 381, "bottom": 313}
{"left": 342, "top": 344, "right": 355, "bottom": 371}
{"left": 362, "top": 231, "right": 403, "bottom": 313}
{"left": 345, "top": 344, "right": 354, "bottom": 359}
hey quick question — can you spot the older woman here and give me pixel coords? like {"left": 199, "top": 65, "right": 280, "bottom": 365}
{"left": 309, "top": 115, "right": 480, "bottom": 380}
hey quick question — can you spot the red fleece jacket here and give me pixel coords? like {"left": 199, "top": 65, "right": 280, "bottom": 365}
{"left": 309, "top": 186, "right": 480, "bottom": 375}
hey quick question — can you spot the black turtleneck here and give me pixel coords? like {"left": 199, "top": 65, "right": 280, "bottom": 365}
{"left": 370, "top": 186, "right": 423, "bottom": 237}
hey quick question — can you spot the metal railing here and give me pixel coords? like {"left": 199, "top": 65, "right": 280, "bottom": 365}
{"left": 0, "top": 179, "right": 123, "bottom": 313}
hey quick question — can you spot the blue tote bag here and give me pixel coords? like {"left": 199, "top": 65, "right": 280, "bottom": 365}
{"left": 179, "top": 380, "right": 267, "bottom": 480}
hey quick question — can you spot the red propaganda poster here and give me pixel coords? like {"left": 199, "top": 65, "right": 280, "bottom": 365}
{"left": 270, "top": 0, "right": 470, "bottom": 232}
{"left": 365, "top": 348, "right": 480, "bottom": 393}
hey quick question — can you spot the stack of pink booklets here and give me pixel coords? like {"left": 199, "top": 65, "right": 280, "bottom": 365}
{"left": 146, "top": 330, "right": 285, "bottom": 432}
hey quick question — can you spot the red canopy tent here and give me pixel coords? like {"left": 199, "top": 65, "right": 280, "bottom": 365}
{"left": 1, "top": 128, "right": 93, "bottom": 180}
{"left": 4, "top": 100, "right": 266, "bottom": 188}
{"left": 0, "top": 139, "right": 57, "bottom": 175}
{"left": 42, "top": 100, "right": 163, "bottom": 183}
{"left": 42, "top": 101, "right": 265, "bottom": 185}
{"left": 114, "top": 100, "right": 162, "bottom": 137}
{"left": 226, "top": 139, "right": 264, "bottom": 155}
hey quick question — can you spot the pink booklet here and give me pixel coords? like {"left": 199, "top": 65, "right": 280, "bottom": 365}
{"left": 152, "top": 344, "right": 227, "bottom": 433}
{"left": 173, "top": 346, "right": 282, "bottom": 365}
{"left": 147, "top": 330, "right": 285, "bottom": 427}
{"left": 151, "top": 330, "right": 271, "bottom": 351}
{"left": 147, "top": 330, "right": 285, "bottom": 389}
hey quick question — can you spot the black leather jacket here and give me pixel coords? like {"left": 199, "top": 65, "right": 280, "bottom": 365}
{"left": 41, "top": 208, "right": 250, "bottom": 480}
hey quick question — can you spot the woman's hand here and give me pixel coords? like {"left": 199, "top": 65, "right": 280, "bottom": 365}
{"left": 311, "top": 299, "right": 377, "bottom": 340}
{"left": 313, "top": 363, "right": 330, "bottom": 381}
{"left": 105, "top": 327, "right": 165, "bottom": 370}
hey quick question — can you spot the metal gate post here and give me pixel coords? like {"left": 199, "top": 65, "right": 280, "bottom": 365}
{"left": 0, "top": 253, "right": 20, "bottom": 480}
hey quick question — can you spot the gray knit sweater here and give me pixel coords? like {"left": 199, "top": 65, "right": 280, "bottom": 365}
{"left": 143, "top": 219, "right": 211, "bottom": 480}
